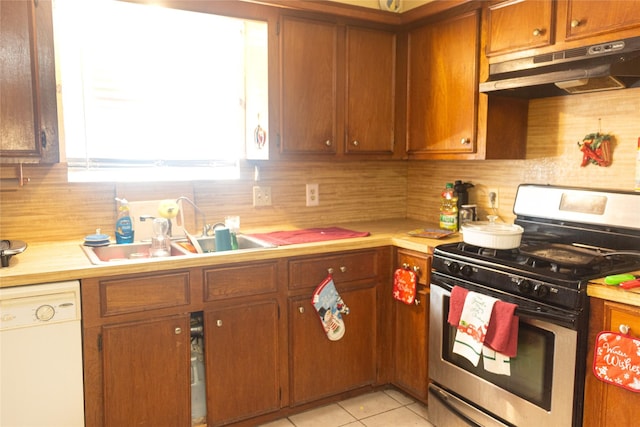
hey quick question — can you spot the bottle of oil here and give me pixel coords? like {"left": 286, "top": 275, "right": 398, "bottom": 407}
{"left": 439, "top": 183, "right": 458, "bottom": 231}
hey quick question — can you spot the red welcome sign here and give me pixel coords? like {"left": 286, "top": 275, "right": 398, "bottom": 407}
{"left": 593, "top": 331, "right": 640, "bottom": 392}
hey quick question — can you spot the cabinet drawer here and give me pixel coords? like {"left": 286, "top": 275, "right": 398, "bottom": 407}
{"left": 604, "top": 301, "right": 640, "bottom": 338}
{"left": 396, "top": 249, "right": 431, "bottom": 286}
{"left": 204, "top": 261, "right": 278, "bottom": 301}
{"left": 99, "top": 271, "right": 190, "bottom": 317}
{"left": 289, "top": 250, "right": 378, "bottom": 290}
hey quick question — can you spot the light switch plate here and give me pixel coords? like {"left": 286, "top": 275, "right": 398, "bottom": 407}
{"left": 253, "top": 186, "right": 272, "bottom": 207}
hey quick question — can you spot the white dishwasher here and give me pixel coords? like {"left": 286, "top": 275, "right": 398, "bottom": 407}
{"left": 1, "top": 280, "right": 85, "bottom": 427}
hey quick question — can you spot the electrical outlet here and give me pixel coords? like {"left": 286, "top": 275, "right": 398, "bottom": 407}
{"left": 306, "top": 183, "right": 319, "bottom": 207}
{"left": 253, "top": 186, "right": 272, "bottom": 207}
{"left": 488, "top": 188, "right": 499, "bottom": 209}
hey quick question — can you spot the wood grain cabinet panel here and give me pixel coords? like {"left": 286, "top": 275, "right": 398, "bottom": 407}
{"left": 205, "top": 300, "right": 281, "bottom": 426}
{"left": 485, "top": 0, "right": 555, "bottom": 56}
{"left": 407, "top": 9, "right": 480, "bottom": 157}
{"left": 289, "top": 284, "right": 377, "bottom": 405}
{"left": 344, "top": 26, "right": 396, "bottom": 155}
{"left": 203, "top": 261, "right": 278, "bottom": 301}
{"left": 280, "top": 16, "right": 337, "bottom": 155}
{"left": 289, "top": 250, "right": 379, "bottom": 290}
{"left": 101, "top": 315, "right": 191, "bottom": 427}
{"left": 560, "top": 0, "right": 640, "bottom": 42}
{"left": 392, "top": 249, "right": 431, "bottom": 402}
{"left": 584, "top": 299, "right": 640, "bottom": 427}
{"left": 98, "top": 271, "right": 191, "bottom": 317}
{"left": 0, "top": 0, "right": 59, "bottom": 163}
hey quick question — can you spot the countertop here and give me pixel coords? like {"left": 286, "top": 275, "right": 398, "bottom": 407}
{"left": 0, "top": 219, "right": 455, "bottom": 288}
{"left": 587, "top": 273, "right": 640, "bottom": 307}
{"left": 3, "top": 217, "right": 637, "bottom": 309}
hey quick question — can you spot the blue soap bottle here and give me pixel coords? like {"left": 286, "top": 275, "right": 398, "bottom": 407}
{"left": 115, "top": 197, "right": 134, "bottom": 244}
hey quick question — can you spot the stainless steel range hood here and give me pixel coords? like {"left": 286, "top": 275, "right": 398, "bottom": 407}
{"left": 480, "top": 36, "right": 640, "bottom": 98}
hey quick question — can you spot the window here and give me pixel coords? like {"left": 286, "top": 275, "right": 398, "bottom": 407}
{"left": 53, "top": 0, "right": 269, "bottom": 182}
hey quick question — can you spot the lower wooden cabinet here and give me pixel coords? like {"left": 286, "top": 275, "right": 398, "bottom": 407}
{"left": 204, "top": 300, "right": 281, "bottom": 426}
{"left": 392, "top": 249, "right": 431, "bottom": 402}
{"left": 583, "top": 299, "right": 640, "bottom": 427}
{"left": 289, "top": 284, "right": 377, "bottom": 405}
{"left": 101, "top": 315, "right": 192, "bottom": 427}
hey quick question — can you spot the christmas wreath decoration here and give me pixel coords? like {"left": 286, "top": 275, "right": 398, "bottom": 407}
{"left": 578, "top": 132, "right": 612, "bottom": 167}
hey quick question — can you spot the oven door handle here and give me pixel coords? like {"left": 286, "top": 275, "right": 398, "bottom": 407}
{"left": 428, "top": 385, "right": 484, "bottom": 427}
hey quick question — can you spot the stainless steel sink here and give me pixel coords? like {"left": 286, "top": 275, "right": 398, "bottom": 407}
{"left": 81, "top": 235, "right": 276, "bottom": 264}
{"left": 186, "top": 234, "right": 276, "bottom": 253}
{"left": 81, "top": 242, "right": 187, "bottom": 265}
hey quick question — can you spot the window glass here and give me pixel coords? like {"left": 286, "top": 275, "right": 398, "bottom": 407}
{"left": 53, "top": 0, "right": 268, "bottom": 182}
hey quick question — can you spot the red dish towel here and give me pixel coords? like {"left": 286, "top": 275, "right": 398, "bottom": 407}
{"left": 248, "top": 227, "right": 370, "bottom": 246}
{"left": 447, "top": 286, "right": 519, "bottom": 357}
{"left": 485, "top": 302, "right": 519, "bottom": 357}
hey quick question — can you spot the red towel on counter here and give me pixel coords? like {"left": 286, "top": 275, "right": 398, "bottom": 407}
{"left": 447, "top": 286, "right": 519, "bottom": 358}
{"left": 248, "top": 227, "right": 370, "bottom": 246}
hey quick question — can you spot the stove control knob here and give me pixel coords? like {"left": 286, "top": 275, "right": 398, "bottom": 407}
{"left": 460, "top": 265, "right": 473, "bottom": 277}
{"left": 534, "top": 283, "right": 549, "bottom": 298}
{"left": 447, "top": 262, "right": 460, "bottom": 275}
{"left": 516, "top": 279, "right": 532, "bottom": 294}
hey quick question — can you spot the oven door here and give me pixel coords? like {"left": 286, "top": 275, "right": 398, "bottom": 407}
{"left": 428, "top": 276, "right": 579, "bottom": 427}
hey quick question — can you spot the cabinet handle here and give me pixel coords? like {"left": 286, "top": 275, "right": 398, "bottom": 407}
{"left": 325, "top": 140, "right": 332, "bottom": 147}
{"left": 571, "top": 19, "right": 581, "bottom": 28}
{"left": 298, "top": 306, "right": 305, "bottom": 314}
{"left": 175, "top": 327, "right": 182, "bottom": 334}
{"left": 340, "top": 266, "right": 347, "bottom": 273}
{"left": 216, "top": 319, "right": 223, "bottom": 327}
{"left": 460, "top": 138, "right": 471, "bottom": 145}
{"left": 619, "top": 324, "right": 631, "bottom": 334}
{"left": 414, "top": 298, "right": 421, "bottom": 306}
{"left": 532, "top": 28, "right": 543, "bottom": 37}
{"left": 328, "top": 267, "right": 334, "bottom": 274}
{"left": 352, "top": 140, "right": 360, "bottom": 146}
{"left": 40, "top": 130, "right": 47, "bottom": 149}
{"left": 401, "top": 263, "right": 420, "bottom": 275}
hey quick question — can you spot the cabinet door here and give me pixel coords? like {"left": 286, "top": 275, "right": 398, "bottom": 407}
{"left": 101, "top": 315, "right": 191, "bottom": 427}
{"left": 584, "top": 300, "right": 640, "bottom": 427}
{"left": 280, "top": 16, "right": 337, "bottom": 154}
{"left": 344, "top": 26, "right": 395, "bottom": 155}
{"left": 561, "top": 0, "right": 640, "bottom": 41}
{"left": 486, "top": 0, "right": 554, "bottom": 56}
{"left": 289, "top": 284, "right": 377, "bottom": 405}
{"left": 393, "top": 250, "right": 431, "bottom": 401}
{"left": 205, "top": 300, "right": 280, "bottom": 426}
{"left": 0, "top": 0, "right": 59, "bottom": 163}
{"left": 407, "top": 10, "right": 480, "bottom": 157}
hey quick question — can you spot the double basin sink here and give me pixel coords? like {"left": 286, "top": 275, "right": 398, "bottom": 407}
{"left": 82, "top": 234, "right": 276, "bottom": 265}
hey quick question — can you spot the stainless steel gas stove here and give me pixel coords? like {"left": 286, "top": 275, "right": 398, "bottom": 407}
{"left": 429, "top": 184, "right": 640, "bottom": 427}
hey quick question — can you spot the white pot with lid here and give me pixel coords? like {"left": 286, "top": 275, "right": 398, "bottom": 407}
{"left": 460, "top": 216, "right": 524, "bottom": 250}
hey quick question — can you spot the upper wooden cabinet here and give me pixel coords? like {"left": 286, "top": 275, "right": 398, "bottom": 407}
{"left": 485, "top": 0, "right": 640, "bottom": 61}
{"left": 278, "top": 15, "right": 398, "bottom": 159}
{"left": 280, "top": 16, "right": 337, "bottom": 155}
{"left": 559, "top": 0, "right": 640, "bottom": 42}
{"left": 0, "top": 0, "right": 59, "bottom": 163}
{"left": 344, "top": 26, "right": 396, "bottom": 155}
{"left": 485, "top": 0, "right": 555, "bottom": 57}
{"left": 406, "top": 10, "right": 480, "bottom": 158}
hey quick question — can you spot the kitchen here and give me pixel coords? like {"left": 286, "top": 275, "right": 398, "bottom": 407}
{"left": 1, "top": 0, "right": 640, "bottom": 427}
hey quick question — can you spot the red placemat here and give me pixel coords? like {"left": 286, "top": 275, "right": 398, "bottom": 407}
{"left": 248, "top": 227, "right": 369, "bottom": 246}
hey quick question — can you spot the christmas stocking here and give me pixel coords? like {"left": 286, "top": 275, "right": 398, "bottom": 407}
{"left": 311, "top": 275, "right": 350, "bottom": 341}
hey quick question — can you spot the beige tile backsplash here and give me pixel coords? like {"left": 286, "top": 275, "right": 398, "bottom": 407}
{"left": 1, "top": 88, "right": 638, "bottom": 244}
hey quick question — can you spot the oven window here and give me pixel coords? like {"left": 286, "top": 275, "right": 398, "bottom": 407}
{"left": 443, "top": 297, "right": 554, "bottom": 410}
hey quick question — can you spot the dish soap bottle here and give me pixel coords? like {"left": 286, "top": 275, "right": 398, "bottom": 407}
{"left": 114, "top": 197, "right": 134, "bottom": 244}
{"left": 439, "top": 183, "right": 458, "bottom": 231}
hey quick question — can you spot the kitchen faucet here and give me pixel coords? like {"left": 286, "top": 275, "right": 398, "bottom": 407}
{"left": 175, "top": 196, "right": 225, "bottom": 237}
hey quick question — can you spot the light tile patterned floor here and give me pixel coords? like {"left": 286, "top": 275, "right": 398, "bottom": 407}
{"left": 260, "top": 389, "right": 434, "bottom": 427}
